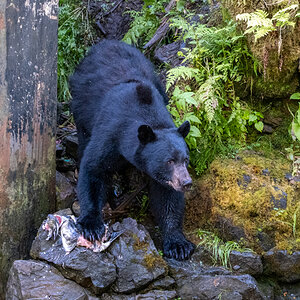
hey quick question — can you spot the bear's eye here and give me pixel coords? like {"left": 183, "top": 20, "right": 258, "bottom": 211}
{"left": 167, "top": 159, "right": 175, "bottom": 165}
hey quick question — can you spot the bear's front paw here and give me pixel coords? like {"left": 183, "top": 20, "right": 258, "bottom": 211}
{"left": 163, "top": 232, "right": 195, "bottom": 260}
{"left": 77, "top": 215, "right": 105, "bottom": 242}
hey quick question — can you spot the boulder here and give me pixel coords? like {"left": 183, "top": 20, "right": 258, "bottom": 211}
{"left": 168, "top": 258, "right": 266, "bottom": 299}
{"left": 30, "top": 217, "right": 167, "bottom": 295}
{"left": 230, "top": 251, "right": 263, "bottom": 276}
{"left": 263, "top": 250, "right": 300, "bottom": 283}
{"left": 6, "top": 260, "right": 90, "bottom": 300}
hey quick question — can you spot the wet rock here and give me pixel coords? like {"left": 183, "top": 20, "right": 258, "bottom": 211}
{"left": 56, "top": 171, "right": 76, "bottom": 210}
{"left": 6, "top": 260, "right": 90, "bottom": 300}
{"left": 168, "top": 258, "right": 266, "bottom": 299}
{"left": 30, "top": 217, "right": 167, "bottom": 295}
{"left": 229, "top": 251, "right": 263, "bottom": 276}
{"left": 149, "top": 276, "right": 176, "bottom": 290}
{"left": 101, "top": 290, "right": 177, "bottom": 300}
{"left": 263, "top": 250, "right": 300, "bottom": 282}
{"left": 109, "top": 218, "right": 168, "bottom": 293}
{"left": 64, "top": 134, "right": 79, "bottom": 159}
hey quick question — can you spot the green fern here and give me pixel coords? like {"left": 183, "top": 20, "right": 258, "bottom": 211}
{"left": 236, "top": 4, "right": 299, "bottom": 42}
{"left": 166, "top": 18, "right": 263, "bottom": 174}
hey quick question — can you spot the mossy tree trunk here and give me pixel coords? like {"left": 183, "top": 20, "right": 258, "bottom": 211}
{"left": 0, "top": 0, "right": 58, "bottom": 297}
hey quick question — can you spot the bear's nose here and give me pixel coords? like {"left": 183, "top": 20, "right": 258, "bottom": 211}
{"left": 182, "top": 179, "right": 192, "bottom": 191}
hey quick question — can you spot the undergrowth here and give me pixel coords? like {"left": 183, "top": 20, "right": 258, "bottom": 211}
{"left": 58, "top": 0, "right": 96, "bottom": 105}
{"left": 197, "top": 230, "right": 252, "bottom": 269}
{"left": 123, "top": 0, "right": 169, "bottom": 47}
{"left": 166, "top": 18, "right": 263, "bottom": 174}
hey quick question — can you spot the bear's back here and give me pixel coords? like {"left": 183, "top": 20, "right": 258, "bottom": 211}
{"left": 70, "top": 40, "right": 167, "bottom": 133}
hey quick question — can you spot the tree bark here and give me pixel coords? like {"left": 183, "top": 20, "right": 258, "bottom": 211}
{"left": 0, "top": 0, "right": 58, "bottom": 297}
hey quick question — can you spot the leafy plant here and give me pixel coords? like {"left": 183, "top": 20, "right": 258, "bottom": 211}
{"left": 166, "top": 18, "right": 263, "bottom": 174}
{"left": 286, "top": 92, "right": 300, "bottom": 176}
{"left": 236, "top": 4, "right": 299, "bottom": 42}
{"left": 58, "top": 0, "right": 95, "bottom": 104}
{"left": 123, "top": 0, "right": 169, "bottom": 47}
{"left": 197, "top": 230, "right": 252, "bottom": 268}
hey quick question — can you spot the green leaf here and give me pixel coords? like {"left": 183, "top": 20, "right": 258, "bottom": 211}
{"left": 190, "top": 126, "right": 201, "bottom": 137}
{"left": 255, "top": 121, "right": 264, "bottom": 132}
{"left": 290, "top": 93, "right": 300, "bottom": 100}
{"left": 293, "top": 122, "right": 300, "bottom": 141}
{"left": 249, "top": 114, "right": 257, "bottom": 122}
{"left": 187, "top": 115, "right": 201, "bottom": 124}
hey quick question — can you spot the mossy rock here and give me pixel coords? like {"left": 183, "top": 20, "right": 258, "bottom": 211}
{"left": 185, "top": 151, "right": 300, "bottom": 254}
{"left": 221, "top": 0, "right": 300, "bottom": 99}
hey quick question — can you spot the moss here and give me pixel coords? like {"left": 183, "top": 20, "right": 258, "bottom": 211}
{"left": 185, "top": 150, "right": 300, "bottom": 254}
{"left": 143, "top": 252, "right": 167, "bottom": 270}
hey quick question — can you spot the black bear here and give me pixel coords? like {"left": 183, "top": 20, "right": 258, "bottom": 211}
{"left": 70, "top": 40, "right": 195, "bottom": 260}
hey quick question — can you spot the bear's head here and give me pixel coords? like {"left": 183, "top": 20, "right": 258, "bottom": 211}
{"left": 137, "top": 121, "right": 192, "bottom": 192}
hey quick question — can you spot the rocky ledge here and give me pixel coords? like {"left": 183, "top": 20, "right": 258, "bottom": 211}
{"left": 6, "top": 212, "right": 300, "bottom": 299}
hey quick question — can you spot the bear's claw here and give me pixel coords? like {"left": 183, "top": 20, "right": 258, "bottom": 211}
{"left": 77, "top": 216, "right": 105, "bottom": 242}
{"left": 163, "top": 234, "right": 195, "bottom": 260}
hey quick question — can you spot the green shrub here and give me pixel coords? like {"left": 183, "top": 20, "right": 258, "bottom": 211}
{"left": 166, "top": 18, "right": 263, "bottom": 174}
{"left": 58, "top": 0, "right": 95, "bottom": 104}
{"left": 123, "top": 0, "right": 169, "bottom": 47}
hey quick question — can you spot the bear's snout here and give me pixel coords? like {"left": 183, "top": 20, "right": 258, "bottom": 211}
{"left": 168, "top": 164, "right": 192, "bottom": 192}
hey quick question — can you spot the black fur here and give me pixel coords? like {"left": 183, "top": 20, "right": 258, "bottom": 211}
{"left": 70, "top": 40, "right": 195, "bottom": 260}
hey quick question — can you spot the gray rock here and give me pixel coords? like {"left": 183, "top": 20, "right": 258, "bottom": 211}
{"left": 56, "top": 171, "right": 76, "bottom": 210}
{"left": 30, "top": 218, "right": 117, "bottom": 294}
{"left": 149, "top": 276, "right": 176, "bottom": 290}
{"left": 30, "top": 216, "right": 167, "bottom": 295}
{"left": 168, "top": 258, "right": 266, "bottom": 299}
{"left": 110, "top": 218, "right": 168, "bottom": 293}
{"left": 263, "top": 250, "right": 300, "bottom": 282}
{"left": 101, "top": 290, "right": 177, "bottom": 300}
{"left": 230, "top": 251, "right": 263, "bottom": 276}
{"left": 6, "top": 260, "right": 89, "bottom": 300}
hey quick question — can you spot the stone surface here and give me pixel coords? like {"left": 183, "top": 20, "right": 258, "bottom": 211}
{"left": 168, "top": 258, "right": 266, "bottom": 299}
{"left": 109, "top": 218, "right": 168, "bottom": 293}
{"left": 101, "top": 290, "right": 177, "bottom": 300}
{"left": 56, "top": 171, "right": 76, "bottom": 210}
{"left": 30, "top": 216, "right": 167, "bottom": 295}
{"left": 263, "top": 250, "right": 300, "bottom": 282}
{"left": 229, "top": 251, "right": 263, "bottom": 276}
{"left": 6, "top": 260, "right": 89, "bottom": 300}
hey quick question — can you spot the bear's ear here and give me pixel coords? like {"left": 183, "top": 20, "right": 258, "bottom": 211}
{"left": 138, "top": 125, "right": 156, "bottom": 144}
{"left": 177, "top": 121, "right": 190, "bottom": 138}
{"left": 136, "top": 84, "right": 152, "bottom": 105}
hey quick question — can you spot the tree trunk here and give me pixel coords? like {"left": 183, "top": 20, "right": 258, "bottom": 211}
{"left": 0, "top": 0, "right": 58, "bottom": 297}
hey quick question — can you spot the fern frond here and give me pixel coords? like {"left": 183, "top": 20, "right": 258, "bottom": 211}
{"left": 166, "top": 66, "right": 201, "bottom": 91}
